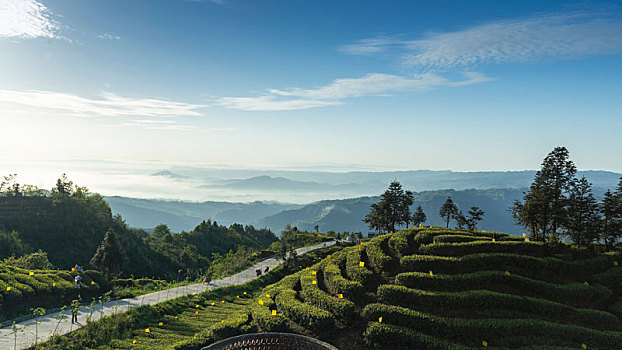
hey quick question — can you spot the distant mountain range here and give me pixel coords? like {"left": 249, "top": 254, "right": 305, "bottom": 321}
{"left": 107, "top": 169, "right": 620, "bottom": 235}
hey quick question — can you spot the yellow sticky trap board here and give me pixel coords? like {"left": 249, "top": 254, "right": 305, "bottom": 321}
{"left": 305, "top": 267, "right": 310, "bottom": 270}
{"left": 505, "top": 271, "right": 511, "bottom": 276}
{"left": 71, "top": 268, "right": 75, "bottom": 272}
{"left": 311, "top": 271, "right": 317, "bottom": 275}
{"left": 429, "top": 271, "right": 434, "bottom": 277}
{"left": 211, "top": 302, "right": 215, "bottom": 306}
{"left": 523, "top": 233, "right": 527, "bottom": 238}
{"left": 237, "top": 295, "right": 240, "bottom": 298}
{"left": 492, "top": 238, "right": 495, "bottom": 242}
{"left": 91, "top": 281, "right": 95, "bottom": 285}
{"left": 133, "top": 340, "right": 136, "bottom": 344}
{"left": 482, "top": 340, "right": 488, "bottom": 347}
{"left": 175, "top": 316, "right": 178, "bottom": 319}
{"left": 359, "top": 261, "right": 365, "bottom": 267}
{"left": 327, "top": 255, "right": 331, "bottom": 259}
{"left": 221, "top": 300, "right": 225, "bottom": 303}
{"left": 53, "top": 282, "right": 56, "bottom": 287}
{"left": 258, "top": 299, "right": 264, "bottom": 305}
{"left": 357, "top": 246, "right": 361, "bottom": 251}
{"left": 482, "top": 230, "right": 486, "bottom": 232}
{"left": 266, "top": 294, "right": 271, "bottom": 298}
{"left": 312, "top": 280, "right": 317, "bottom": 285}
{"left": 145, "top": 328, "right": 150, "bottom": 333}
{"left": 6, "top": 287, "right": 10, "bottom": 291}
{"left": 338, "top": 294, "right": 343, "bottom": 299}
{"left": 243, "top": 291, "right": 247, "bottom": 295}
{"left": 158, "top": 322, "right": 163, "bottom": 326}
{"left": 582, "top": 344, "right": 587, "bottom": 350}
{"left": 196, "top": 304, "right": 200, "bottom": 308}
{"left": 271, "top": 310, "right": 277, "bottom": 316}
{"left": 378, "top": 317, "right": 382, "bottom": 323}
{"left": 196, "top": 310, "right": 199, "bottom": 314}
{"left": 29, "top": 272, "right": 34, "bottom": 276}
{"left": 420, "top": 224, "right": 423, "bottom": 228}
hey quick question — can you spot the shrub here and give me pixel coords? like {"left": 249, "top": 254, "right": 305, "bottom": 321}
{"left": 433, "top": 235, "right": 492, "bottom": 244}
{"left": 364, "top": 322, "right": 470, "bottom": 350}
{"left": 274, "top": 288, "right": 334, "bottom": 332}
{"left": 400, "top": 253, "right": 620, "bottom": 283}
{"left": 363, "top": 303, "right": 622, "bottom": 349}
{"left": 250, "top": 296, "right": 288, "bottom": 332}
{"left": 394, "top": 270, "right": 611, "bottom": 308}
{"left": 345, "top": 247, "right": 374, "bottom": 285}
{"left": 299, "top": 271, "right": 355, "bottom": 322}
{"left": 418, "top": 241, "right": 548, "bottom": 257}
{"left": 322, "top": 260, "right": 363, "bottom": 300}
{"left": 377, "top": 285, "right": 621, "bottom": 331}
{"left": 388, "top": 229, "right": 417, "bottom": 257}
{"left": 365, "top": 235, "right": 395, "bottom": 273}
{"left": 592, "top": 267, "right": 622, "bottom": 295}
{"left": 172, "top": 312, "right": 250, "bottom": 350}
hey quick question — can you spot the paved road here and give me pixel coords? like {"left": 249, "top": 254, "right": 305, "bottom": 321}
{"left": 0, "top": 241, "right": 336, "bottom": 349}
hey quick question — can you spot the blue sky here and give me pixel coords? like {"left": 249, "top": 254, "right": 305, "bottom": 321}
{"left": 1, "top": 0, "right": 621, "bottom": 190}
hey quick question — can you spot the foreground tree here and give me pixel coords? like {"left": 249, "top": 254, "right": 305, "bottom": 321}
{"left": 466, "top": 206, "right": 485, "bottom": 231}
{"left": 90, "top": 230, "right": 128, "bottom": 279}
{"left": 412, "top": 206, "right": 427, "bottom": 227}
{"left": 565, "top": 177, "right": 600, "bottom": 247}
{"left": 364, "top": 181, "right": 414, "bottom": 233}
{"left": 510, "top": 146, "right": 576, "bottom": 241}
{"left": 439, "top": 197, "right": 459, "bottom": 228}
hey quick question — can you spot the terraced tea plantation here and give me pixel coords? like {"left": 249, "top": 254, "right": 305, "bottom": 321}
{"left": 249, "top": 227, "right": 622, "bottom": 349}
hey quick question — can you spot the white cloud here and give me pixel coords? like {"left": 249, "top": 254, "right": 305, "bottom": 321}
{"left": 341, "top": 12, "right": 622, "bottom": 69}
{"left": 123, "top": 120, "right": 195, "bottom": 131}
{"left": 0, "top": 0, "right": 58, "bottom": 39}
{"left": 215, "top": 72, "right": 493, "bottom": 111}
{"left": 0, "top": 89, "right": 205, "bottom": 117}
{"left": 98, "top": 33, "right": 121, "bottom": 40}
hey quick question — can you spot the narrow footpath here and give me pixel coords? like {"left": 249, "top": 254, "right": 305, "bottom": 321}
{"left": 0, "top": 241, "right": 336, "bottom": 349}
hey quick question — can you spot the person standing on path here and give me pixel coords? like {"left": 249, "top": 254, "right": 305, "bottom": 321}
{"left": 70, "top": 300, "right": 80, "bottom": 324}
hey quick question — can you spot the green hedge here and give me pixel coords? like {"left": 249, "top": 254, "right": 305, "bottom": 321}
{"left": 299, "top": 272, "right": 355, "bottom": 322}
{"left": 418, "top": 241, "right": 548, "bottom": 257}
{"left": 388, "top": 229, "right": 417, "bottom": 257}
{"left": 377, "top": 285, "right": 620, "bottom": 331}
{"left": 365, "top": 235, "right": 395, "bottom": 273}
{"left": 345, "top": 247, "right": 374, "bottom": 286}
{"left": 250, "top": 295, "right": 288, "bottom": 332}
{"left": 400, "top": 253, "right": 620, "bottom": 283}
{"left": 171, "top": 312, "right": 251, "bottom": 350}
{"left": 433, "top": 235, "right": 492, "bottom": 244}
{"left": 322, "top": 260, "right": 363, "bottom": 300}
{"left": 363, "top": 304, "right": 621, "bottom": 349}
{"left": 394, "top": 270, "right": 611, "bottom": 308}
{"left": 274, "top": 288, "right": 334, "bottom": 332}
{"left": 593, "top": 267, "right": 622, "bottom": 295}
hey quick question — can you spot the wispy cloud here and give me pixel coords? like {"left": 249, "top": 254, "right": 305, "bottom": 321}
{"left": 98, "top": 33, "right": 121, "bottom": 40}
{"left": 0, "top": 0, "right": 58, "bottom": 39}
{"left": 0, "top": 90, "right": 205, "bottom": 117}
{"left": 341, "top": 12, "right": 622, "bottom": 69}
{"left": 122, "top": 120, "right": 195, "bottom": 131}
{"left": 215, "top": 72, "right": 493, "bottom": 111}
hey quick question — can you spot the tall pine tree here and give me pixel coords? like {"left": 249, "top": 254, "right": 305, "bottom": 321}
{"left": 565, "top": 177, "right": 600, "bottom": 247}
{"left": 439, "top": 197, "right": 459, "bottom": 228}
{"left": 90, "top": 230, "right": 128, "bottom": 279}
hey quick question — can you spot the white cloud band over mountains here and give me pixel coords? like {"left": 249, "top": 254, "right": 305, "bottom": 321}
{"left": 341, "top": 12, "right": 622, "bottom": 69}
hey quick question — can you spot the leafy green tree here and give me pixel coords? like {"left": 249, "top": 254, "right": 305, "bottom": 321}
{"left": 412, "top": 205, "right": 427, "bottom": 227}
{"left": 364, "top": 181, "right": 414, "bottom": 233}
{"left": 0, "top": 229, "right": 29, "bottom": 259}
{"left": 600, "top": 190, "right": 619, "bottom": 249}
{"left": 454, "top": 211, "right": 468, "bottom": 230}
{"left": 3, "top": 250, "right": 53, "bottom": 269}
{"left": 90, "top": 230, "right": 128, "bottom": 279}
{"left": 439, "top": 196, "right": 459, "bottom": 228}
{"left": 152, "top": 224, "right": 171, "bottom": 239}
{"left": 511, "top": 146, "right": 577, "bottom": 241}
{"left": 565, "top": 177, "right": 600, "bottom": 247}
{"left": 466, "top": 206, "right": 485, "bottom": 231}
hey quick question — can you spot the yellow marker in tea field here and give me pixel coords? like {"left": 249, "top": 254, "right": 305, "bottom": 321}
{"left": 211, "top": 302, "right": 215, "bottom": 306}
{"left": 237, "top": 295, "right": 240, "bottom": 298}
{"left": 221, "top": 300, "right": 225, "bottom": 303}
{"left": 420, "top": 224, "right": 423, "bottom": 228}
{"left": 482, "top": 340, "right": 488, "bottom": 347}
{"left": 505, "top": 271, "right": 511, "bottom": 276}
{"left": 523, "top": 233, "right": 527, "bottom": 238}
{"left": 71, "top": 268, "right": 75, "bottom": 272}
{"left": 158, "top": 322, "right": 163, "bottom": 326}
{"left": 582, "top": 344, "right": 587, "bottom": 349}
{"left": 378, "top": 317, "right": 382, "bottom": 323}
{"left": 53, "top": 282, "right": 56, "bottom": 287}
{"left": 91, "top": 281, "right": 95, "bottom": 285}
{"left": 145, "top": 328, "right": 150, "bottom": 333}
{"left": 266, "top": 294, "right": 271, "bottom": 298}
{"left": 196, "top": 304, "right": 200, "bottom": 308}
{"left": 258, "top": 299, "right": 264, "bottom": 305}
{"left": 429, "top": 271, "right": 434, "bottom": 277}
{"left": 6, "top": 287, "right": 10, "bottom": 291}
{"left": 195, "top": 310, "right": 199, "bottom": 314}
{"left": 271, "top": 310, "right": 277, "bottom": 316}
{"left": 359, "top": 261, "right": 365, "bottom": 267}
{"left": 133, "top": 340, "right": 136, "bottom": 344}
{"left": 29, "top": 272, "right": 34, "bottom": 276}
{"left": 338, "top": 294, "right": 343, "bottom": 299}
{"left": 311, "top": 271, "right": 316, "bottom": 275}
{"left": 312, "top": 280, "right": 317, "bottom": 285}
{"left": 614, "top": 261, "right": 619, "bottom": 266}
{"left": 492, "top": 238, "right": 495, "bottom": 242}
{"left": 327, "top": 255, "right": 331, "bottom": 259}
{"left": 243, "top": 291, "right": 247, "bottom": 295}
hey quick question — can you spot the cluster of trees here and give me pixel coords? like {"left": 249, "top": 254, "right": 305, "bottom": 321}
{"left": 511, "top": 147, "right": 622, "bottom": 248}
{"left": 439, "top": 197, "right": 485, "bottom": 230}
{"left": 364, "top": 181, "right": 484, "bottom": 233}
{"left": 0, "top": 174, "right": 279, "bottom": 281}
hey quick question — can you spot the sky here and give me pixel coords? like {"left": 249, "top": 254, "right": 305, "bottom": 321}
{"left": 1, "top": 0, "right": 621, "bottom": 197}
